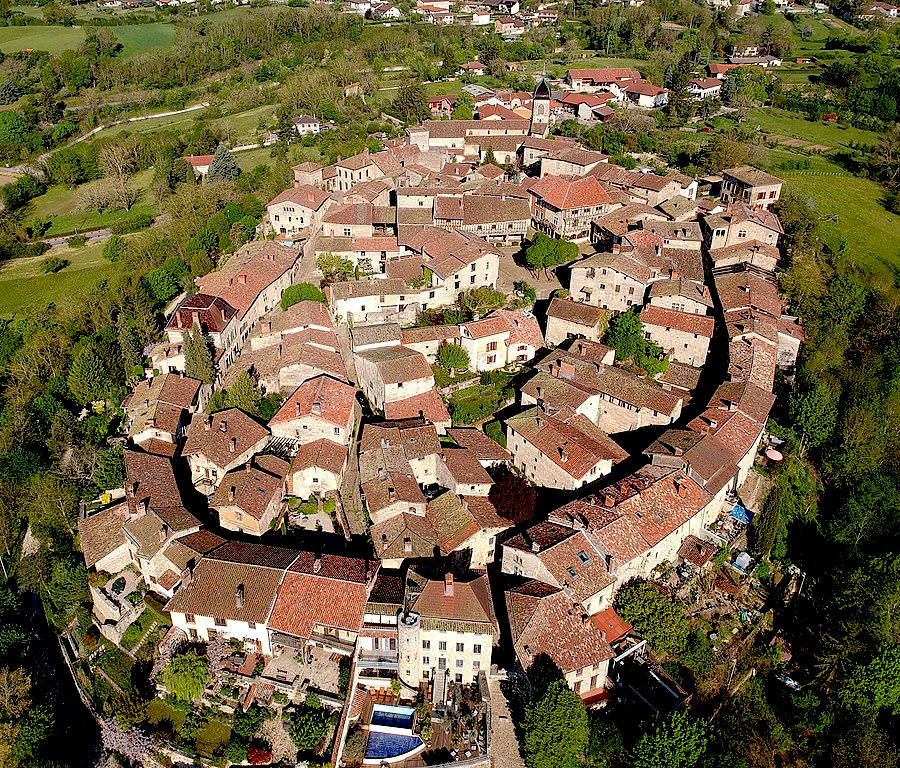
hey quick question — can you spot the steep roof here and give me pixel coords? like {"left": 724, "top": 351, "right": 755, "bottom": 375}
{"left": 356, "top": 345, "right": 434, "bottom": 385}
{"left": 183, "top": 408, "right": 270, "bottom": 468}
{"left": 530, "top": 174, "right": 613, "bottom": 210}
{"left": 269, "top": 375, "right": 356, "bottom": 428}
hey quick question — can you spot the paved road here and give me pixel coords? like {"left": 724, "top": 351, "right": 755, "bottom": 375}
{"left": 42, "top": 228, "right": 112, "bottom": 249}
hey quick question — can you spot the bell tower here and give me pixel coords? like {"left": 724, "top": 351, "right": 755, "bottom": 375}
{"left": 530, "top": 67, "right": 552, "bottom": 138}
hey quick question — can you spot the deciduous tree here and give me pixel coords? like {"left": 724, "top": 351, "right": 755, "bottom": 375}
{"left": 523, "top": 679, "right": 589, "bottom": 768}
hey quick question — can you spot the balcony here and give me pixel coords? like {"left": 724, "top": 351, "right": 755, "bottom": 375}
{"left": 357, "top": 650, "right": 399, "bottom": 671}
{"left": 309, "top": 631, "right": 357, "bottom": 655}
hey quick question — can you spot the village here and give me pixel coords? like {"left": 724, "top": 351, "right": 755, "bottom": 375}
{"left": 68, "top": 64, "right": 806, "bottom": 768}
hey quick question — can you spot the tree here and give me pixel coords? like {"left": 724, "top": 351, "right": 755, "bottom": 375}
{"left": 224, "top": 371, "right": 263, "bottom": 416}
{"left": 523, "top": 679, "right": 589, "bottom": 768}
{"left": 117, "top": 314, "right": 143, "bottom": 375}
{"left": 289, "top": 698, "right": 329, "bottom": 753}
{"left": 316, "top": 252, "right": 354, "bottom": 283}
{"left": 160, "top": 651, "right": 209, "bottom": 703}
{"left": 489, "top": 469, "right": 537, "bottom": 523}
{"left": 93, "top": 446, "right": 125, "bottom": 491}
{"left": 392, "top": 78, "right": 430, "bottom": 123}
{"left": 0, "top": 81, "right": 20, "bottom": 106}
{"left": 631, "top": 710, "right": 709, "bottom": 768}
{"left": 103, "top": 234, "right": 127, "bottom": 262}
{"left": 452, "top": 91, "right": 474, "bottom": 119}
{"left": 604, "top": 309, "right": 667, "bottom": 376}
{"left": 67, "top": 345, "right": 111, "bottom": 404}
{"left": 614, "top": 579, "right": 690, "bottom": 656}
{"left": 0, "top": 111, "right": 30, "bottom": 159}
{"left": 0, "top": 667, "right": 30, "bottom": 720}
{"left": 438, "top": 343, "right": 470, "bottom": 372}
{"left": 282, "top": 282, "right": 326, "bottom": 309}
{"left": 98, "top": 141, "right": 140, "bottom": 210}
{"left": 513, "top": 280, "right": 537, "bottom": 306}
{"left": 184, "top": 326, "right": 215, "bottom": 385}
{"left": 207, "top": 144, "right": 241, "bottom": 182}
{"left": 525, "top": 233, "right": 578, "bottom": 277}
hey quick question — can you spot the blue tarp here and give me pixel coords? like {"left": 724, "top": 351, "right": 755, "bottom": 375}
{"left": 730, "top": 504, "right": 754, "bottom": 523}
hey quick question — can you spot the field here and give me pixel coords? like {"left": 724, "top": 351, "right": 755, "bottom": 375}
{"left": 25, "top": 168, "right": 156, "bottom": 237}
{"left": 767, "top": 151, "right": 900, "bottom": 275}
{"left": 748, "top": 108, "right": 882, "bottom": 150}
{"left": 0, "top": 241, "right": 120, "bottom": 316}
{"left": 0, "top": 21, "right": 175, "bottom": 57}
{"left": 112, "top": 23, "right": 176, "bottom": 58}
{"left": 0, "top": 25, "right": 86, "bottom": 55}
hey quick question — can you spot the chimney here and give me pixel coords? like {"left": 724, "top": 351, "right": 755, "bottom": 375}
{"left": 558, "top": 446, "right": 568, "bottom": 462}
{"left": 205, "top": 415, "right": 212, "bottom": 431}
{"left": 130, "top": 481, "right": 139, "bottom": 497}
{"left": 220, "top": 419, "right": 228, "bottom": 432}
{"left": 235, "top": 583, "right": 245, "bottom": 609}
{"left": 263, "top": 321, "right": 272, "bottom": 332}
{"left": 159, "top": 523, "right": 169, "bottom": 542}
{"left": 531, "top": 540, "right": 540, "bottom": 553}
{"left": 277, "top": 344, "right": 283, "bottom": 359}
{"left": 142, "top": 498, "right": 150, "bottom": 515}
{"left": 237, "top": 273, "right": 247, "bottom": 285}
{"left": 348, "top": 284, "right": 354, "bottom": 295}
{"left": 388, "top": 486, "right": 396, "bottom": 501}
{"left": 312, "top": 401, "right": 322, "bottom": 415}
{"left": 443, "top": 573, "right": 454, "bottom": 597}
{"left": 535, "top": 414, "right": 543, "bottom": 428}
{"left": 675, "top": 477, "right": 688, "bottom": 498}
{"left": 230, "top": 436, "right": 237, "bottom": 453}
{"left": 296, "top": 402, "right": 302, "bottom": 417}
{"left": 313, "top": 556, "right": 322, "bottom": 573}
{"left": 536, "top": 385, "right": 542, "bottom": 399}
{"left": 229, "top": 485, "right": 236, "bottom": 501}
{"left": 603, "top": 493, "right": 616, "bottom": 507}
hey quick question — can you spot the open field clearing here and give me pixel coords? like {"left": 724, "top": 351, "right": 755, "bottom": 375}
{"left": 0, "top": 20, "right": 175, "bottom": 57}
{"left": 748, "top": 107, "right": 882, "bottom": 150}
{"left": 0, "top": 240, "right": 120, "bottom": 315}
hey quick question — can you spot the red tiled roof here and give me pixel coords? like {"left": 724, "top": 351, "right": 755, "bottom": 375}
{"left": 591, "top": 606, "right": 632, "bottom": 643}
{"left": 290, "top": 438, "right": 348, "bottom": 476}
{"left": 268, "top": 570, "right": 368, "bottom": 639}
{"left": 267, "top": 185, "right": 331, "bottom": 210}
{"left": 183, "top": 408, "right": 270, "bottom": 469}
{"left": 167, "top": 293, "right": 237, "bottom": 334}
{"left": 196, "top": 242, "right": 300, "bottom": 320}
{"left": 269, "top": 375, "right": 356, "bottom": 428}
{"left": 530, "top": 175, "right": 613, "bottom": 210}
{"left": 640, "top": 305, "right": 714, "bottom": 338}
{"left": 384, "top": 389, "right": 451, "bottom": 425}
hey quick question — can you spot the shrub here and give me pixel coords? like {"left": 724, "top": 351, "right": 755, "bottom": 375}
{"left": 1, "top": 174, "right": 46, "bottom": 211}
{"left": 67, "top": 234, "right": 87, "bottom": 249}
{"left": 483, "top": 419, "right": 506, "bottom": 447}
{"left": 103, "top": 235, "right": 127, "bottom": 262}
{"left": 41, "top": 256, "right": 69, "bottom": 273}
{"left": 110, "top": 211, "right": 153, "bottom": 235}
{"left": 281, "top": 282, "right": 325, "bottom": 309}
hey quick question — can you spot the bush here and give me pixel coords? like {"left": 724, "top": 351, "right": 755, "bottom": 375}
{"left": 67, "top": 235, "right": 87, "bottom": 249}
{"left": 110, "top": 211, "right": 153, "bottom": 235}
{"left": 1, "top": 174, "right": 46, "bottom": 211}
{"left": 281, "top": 282, "right": 326, "bottom": 309}
{"left": 41, "top": 256, "right": 69, "bottom": 273}
{"left": 103, "top": 235, "right": 127, "bottom": 262}
{"left": 483, "top": 419, "right": 506, "bottom": 447}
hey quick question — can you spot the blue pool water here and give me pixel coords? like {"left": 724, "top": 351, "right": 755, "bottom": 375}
{"left": 365, "top": 732, "right": 423, "bottom": 759}
{"left": 371, "top": 706, "right": 415, "bottom": 729}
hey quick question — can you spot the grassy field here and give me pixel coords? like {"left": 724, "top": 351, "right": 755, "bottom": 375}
{"left": 0, "top": 241, "right": 120, "bottom": 316}
{"left": 747, "top": 108, "right": 882, "bottom": 150}
{"left": 0, "top": 21, "right": 174, "bottom": 57}
{"left": 0, "top": 25, "right": 85, "bottom": 54}
{"left": 25, "top": 169, "right": 156, "bottom": 237}
{"left": 113, "top": 23, "right": 176, "bottom": 58}
{"left": 766, "top": 150, "right": 900, "bottom": 275}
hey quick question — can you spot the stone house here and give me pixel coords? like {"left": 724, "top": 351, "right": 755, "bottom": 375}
{"left": 210, "top": 455, "right": 290, "bottom": 536}
{"left": 640, "top": 306, "right": 715, "bottom": 367}
{"left": 267, "top": 374, "right": 357, "bottom": 444}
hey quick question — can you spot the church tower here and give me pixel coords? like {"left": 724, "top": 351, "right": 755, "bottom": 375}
{"left": 529, "top": 72, "right": 552, "bottom": 138}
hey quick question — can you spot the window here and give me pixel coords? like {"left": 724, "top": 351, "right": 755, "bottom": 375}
{"left": 456, "top": 642, "right": 464, "bottom": 652}
{"left": 487, "top": 341, "right": 498, "bottom": 351}
{"left": 423, "top": 640, "right": 431, "bottom": 649}
{"left": 439, "top": 641, "right": 447, "bottom": 651}
{"left": 470, "top": 275, "right": 476, "bottom": 284}
{"left": 574, "top": 680, "right": 582, "bottom": 693}
{"left": 487, "top": 355, "right": 496, "bottom": 364}
{"left": 214, "top": 618, "right": 227, "bottom": 627}
{"left": 473, "top": 644, "right": 482, "bottom": 654}
{"left": 423, "top": 656, "right": 430, "bottom": 664}
{"left": 456, "top": 659, "right": 464, "bottom": 668}
{"left": 248, "top": 622, "right": 256, "bottom": 629}
{"left": 473, "top": 660, "right": 480, "bottom": 670}
{"left": 334, "top": 427, "right": 340, "bottom": 435}
{"left": 455, "top": 673, "right": 463, "bottom": 683}
{"left": 343, "top": 228, "right": 351, "bottom": 236}
{"left": 577, "top": 551, "right": 591, "bottom": 564}
{"left": 471, "top": 263, "right": 477, "bottom": 271}
{"left": 567, "top": 567, "right": 578, "bottom": 579}
{"left": 185, "top": 613, "right": 195, "bottom": 624}
{"left": 438, "top": 658, "right": 447, "bottom": 670}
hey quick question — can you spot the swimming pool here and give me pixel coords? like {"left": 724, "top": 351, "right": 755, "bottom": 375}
{"left": 365, "top": 732, "right": 423, "bottom": 761}
{"left": 370, "top": 704, "right": 415, "bottom": 730}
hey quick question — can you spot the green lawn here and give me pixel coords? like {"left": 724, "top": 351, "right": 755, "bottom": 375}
{"left": 0, "top": 241, "right": 120, "bottom": 316}
{"left": 112, "top": 23, "right": 176, "bottom": 58}
{"left": 94, "top": 644, "right": 135, "bottom": 692}
{"left": 0, "top": 25, "right": 86, "bottom": 54}
{"left": 25, "top": 169, "right": 156, "bottom": 237}
{"left": 747, "top": 107, "right": 882, "bottom": 150}
{"left": 769, "top": 151, "right": 900, "bottom": 275}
